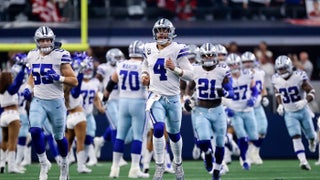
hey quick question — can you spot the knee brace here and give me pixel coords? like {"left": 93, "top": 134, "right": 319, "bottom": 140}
{"left": 153, "top": 122, "right": 165, "bottom": 138}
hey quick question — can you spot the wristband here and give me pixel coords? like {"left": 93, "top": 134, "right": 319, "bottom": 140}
{"left": 25, "top": 84, "right": 34, "bottom": 92}
{"left": 59, "top": 76, "right": 65, "bottom": 82}
{"left": 173, "top": 67, "right": 183, "bottom": 76}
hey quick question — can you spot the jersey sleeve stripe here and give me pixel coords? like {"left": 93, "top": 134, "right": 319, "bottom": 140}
{"left": 177, "top": 52, "right": 189, "bottom": 59}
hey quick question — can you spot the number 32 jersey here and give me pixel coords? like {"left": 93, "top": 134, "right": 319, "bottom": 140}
{"left": 272, "top": 70, "right": 308, "bottom": 112}
{"left": 27, "top": 48, "right": 71, "bottom": 99}
{"left": 143, "top": 42, "right": 192, "bottom": 96}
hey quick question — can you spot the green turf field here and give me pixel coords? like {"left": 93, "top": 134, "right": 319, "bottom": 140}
{"left": 0, "top": 159, "right": 319, "bottom": 180}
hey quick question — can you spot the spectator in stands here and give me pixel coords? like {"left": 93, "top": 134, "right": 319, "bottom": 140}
{"left": 32, "top": 0, "right": 67, "bottom": 22}
{"left": 255, "top": 41, "right": 273, "bottom": 62}
{"left": 248, "top": 0, "right": 270, "bottom": 20}
{"left": 294, "top": 51, "right": 313, "bottom": 79}
{"left": 145, "top": 0, "right": 177, "bottom": 20}
{"left": 285, "top": 0, "right": 306, "bottom": 19}
{"left": 309, "top": 0, "right": 320, "bottom": 17}
{"left": 176, "top": 0, "right": 197, "bottom": 21}
{"left": 227, "top": 41, "right": 241, "bottom": 55}
{"left": 228, "top": 0, "right": 249, "bottom": 20}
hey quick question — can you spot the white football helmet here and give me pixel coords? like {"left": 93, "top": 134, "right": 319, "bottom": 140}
{"left": 241, "top": 51, "right": 256, "bottom": 69}
{"left": 226, "top": 53, "right": 241, "bottom": 74}
{"left": 152, "top": 18, "right": 176, "bottom": 45}
{"left": 105, "top": 48, "right": 125, "bottom": 66}
{"left": 34, "top": 26, "right": 55, "bottom": 54}
{"left": 199, "top": 43, "right": 218, "bottom": 67}
{"left": 129, "top": 40, "right": 145, "bottom": 58}
{"left": 187, "top": 44, "right": 200, "bottom": 64}
{"left": 275, "top": 55, "right": 293, "bottom": 79}
{"left": 214, "top": 44, "right": 228, "bottom": 63}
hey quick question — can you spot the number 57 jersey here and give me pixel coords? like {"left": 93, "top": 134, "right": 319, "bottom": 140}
{"left": 27, "top": 48, "right": 71, "bottom": 99}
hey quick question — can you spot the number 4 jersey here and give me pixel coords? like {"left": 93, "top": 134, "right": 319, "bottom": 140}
{"left": 143, "top": 42, "right": 192, "bottom": 96}
{"left": 272, "top": 70, "right": 308, "bottom": 112}
{"left": 27, "top": 48, "right": 71, "bottom": 99}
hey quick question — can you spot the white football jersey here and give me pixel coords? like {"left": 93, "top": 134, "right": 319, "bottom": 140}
{"left": 193, "top": 64, "right": 230, "bottom": 100}
{"left": 225, "top": 69, "right": 254, "bottom": 112}
{"left": 272, "top": 70, "right": 308, "bottom": 112}
{"left": 81, "top": 78, "right": 100, "bottom": 114}
{"left": 96, "top": 62, "right": 119, "bottom": 100}
{"left": 252, "top": 68, "right": 265, "bottom": 107}
{"left": 116, "top": 60, "right": 147, "bottom": 99}
{"left": 143, "top": 42, "right": 193, "bottom": 96}
{"left": 27, "top": 48, "right": 71, "bottom": 99}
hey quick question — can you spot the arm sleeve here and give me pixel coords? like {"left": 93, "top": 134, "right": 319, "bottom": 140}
{"left": 71, "top": 73, "right": 84, "bottom": 98}
{"left": 7, "top": 66, "right": 26, "bottom": 95}
{"left": 251, "top": 85, "right": 259, "bottom": 98}
{"left": 223, "top": 77, "right": 234, "bottom": 98}
{"left": 106, "top": 79, "right": 117, "bottom": 92}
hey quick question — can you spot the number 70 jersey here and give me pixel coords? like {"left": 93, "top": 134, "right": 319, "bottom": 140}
{"left": 143, "top": 42, "right": 190, "bottom": 96}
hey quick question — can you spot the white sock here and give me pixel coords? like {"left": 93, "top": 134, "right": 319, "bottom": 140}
{"left": 37, "top": 152, "right": 48, "bottom": 164}
{"left": 86, "top": 144, "right": 97, "bottom": 162}
{"left": 143, "top": 150, "right": 153, "bottom": 169}
{"left": 16, "top": 144, "right": 25, "bottom": 165}
{"left": 112, "top": 152, "right": 122, "bottom": 168}
{"left": 293, "top": 138, "right": 307, "bottom": 163}
{"left": 76, "top": 151, "right": 86, "bottom": 168}
{"left": 23, "top": 146, "right": 31, "bottom": 164}
{"left": 165, "top": 149, "right": 172, "bottom": 167}
{"left": 153, "top": 136, "right": 165, "bottom": 164}
{"left": 170, "top": 138, "right": 183, "bottom": 164}
{"left": 7, "top": 151, "right": 16, "bottom": 171}
{"left": 131, "top": 153, "right": 141, "bottom": 169}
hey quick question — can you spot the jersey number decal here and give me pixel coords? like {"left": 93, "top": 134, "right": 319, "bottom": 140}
{"left": 279, "top": 86, "right": 301, "bottom": 103}
{"left": 32, "top": 64, "right": 54, "bottom": 85}
{"left": 198, "top": 79, "right": 216, "bottom": 99}
{"left": 233, "top": 85, "right": 248, "bottom": 100}
{"left": 81, "top": 90, "right": 95, "bottom": 105}
{"left": 154, "top": 58, "right": 167, "bottom": 81}
{"left": 119, "top": 70, "right": 139, "bottom": 91}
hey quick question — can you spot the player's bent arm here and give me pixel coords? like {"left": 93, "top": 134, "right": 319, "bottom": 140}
{"left": 111, "top": 71, "right": 119, "bottom": 83}
{"left": 95, "top": 73, "right": 104, "bottom": 83}
{"left": 26, "top": 74, "right": 35, "bottom": 89}
{"left": 177, "top": 57, "right": 194, "bottom": 81}
{"left": 302, "top": 80, "right": 315, "bottom": 102}
{"left": 186, "top": 80, "right": 196, "bottom": 96}
{"left": 61, "top": 63, "right": 78, "bottom": 87}
{"left": 94, "top": 94, "right": 105, "bottom": 113}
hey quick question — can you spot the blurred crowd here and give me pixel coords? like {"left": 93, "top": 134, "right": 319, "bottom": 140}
{"left": 0, "top": 0, "right": 310, "bottom": 22}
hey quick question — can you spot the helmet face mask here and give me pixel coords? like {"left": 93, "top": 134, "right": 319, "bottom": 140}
{"left": 199, "top": 43, "right": 218, "bottom": 67}
{"left": 241, "top": 51, "right": 256, "bottom": 69}
{"left": 129, "top": 40, "right": 145, "bottom": 58}
{"left": 275, "top": 55, "right": 293, "bottom": 79}
{"left": 152, "top": 18, "right": 176, "bottom": 45}
{"left": 187, "top": 44, "right": 200, "bottom": 64}
{"left": 214, "top": 44, "right": 228, "bottom": 63}
{"left": 226, "top": 53, "right": 241, "bottom": 74}
{"left": 34, "top": 26, "right": 55, "bottom": 54}
{"left": 106, "top": 48, "right": 125, "bottom": 66}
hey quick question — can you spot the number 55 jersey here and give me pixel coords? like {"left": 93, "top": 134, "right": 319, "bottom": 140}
{"left": 27, "top": 48, "right": 71, "bottom": 99}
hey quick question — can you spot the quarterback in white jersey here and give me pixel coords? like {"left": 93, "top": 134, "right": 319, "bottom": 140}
{"left": 141, "top": 18, "right": 193, "bottom": 180}
{"left": 185, "top": 43, "right": 234, "bottom": 180}
{"left": 241, "top": 51, "right": 269, "bottom": 165}
{"left": 272, "top": 55, "right": 316, "bottom": 171}
{"left": 106, "top": 40, "right": 149, "bottom": 178}
{"left": 23, "top": 26, "right": 78, "bottom": 180}
{"left": 224, "top": 53, "right": 260, "bottom": 171}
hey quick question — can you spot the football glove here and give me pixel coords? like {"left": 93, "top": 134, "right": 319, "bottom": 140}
{"left": 43, "top": 69, "right": 61, "bottom": 82}
{"left": 184, "top": 97, "right": 195, "bottom": 112}
{"left": 225, "top": 108, "right": 234, "bottom": 117}
{"left": 247, "top": 97, "right": 256, "bottom": 107}
{"left": 23, "top": 88, "right": 32, "bottom": 101}
{"left": 277, "top": 104, "right": 284, "bottom": 116}
{"left": 261, "top": 96, "right": 269, "bottom": 107}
